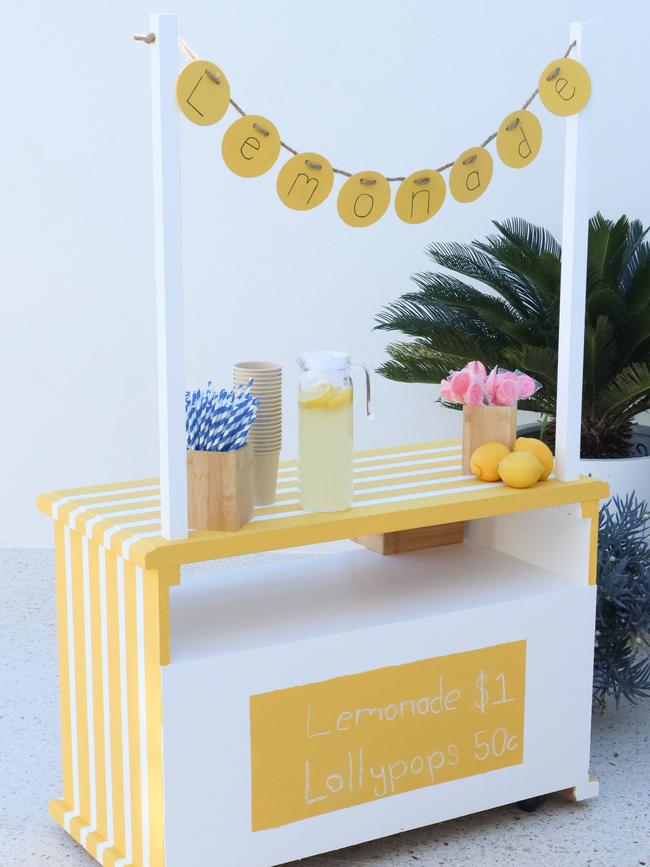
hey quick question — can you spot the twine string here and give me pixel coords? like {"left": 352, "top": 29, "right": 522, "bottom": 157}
{"left": 169, "top": 36, "right": 577, "bottom": 181}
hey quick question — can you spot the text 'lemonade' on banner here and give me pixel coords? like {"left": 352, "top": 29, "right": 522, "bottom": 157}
{"left": 250, "top": 640, "right": 526, "bottom": 831}
{"left": 222, "top": 114, "right": 281, "bottom": 178}
{"left": 449, "top": 146, "right": 494, "bottom": 203}
{"left": 538, "top": 57, "right": 591, "bottom": 117}
{"left": 394, "top": 170, "right": 446, "bottom": 224}
{"left": 176, "top": 60, "right": 231, "bottom": 126}
{"left": 276, "top": 152, "right": 334, "bottom": 211}
{"left": 173, "top": 39, "right": 590, "bottom": 227}
{"left": 496, "top": 110, "right": 543, "bottom": 169}
{"left": 337, "top": 172, "right": 391, "bottom": 228}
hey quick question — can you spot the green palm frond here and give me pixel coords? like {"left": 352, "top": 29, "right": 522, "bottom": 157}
{"left": 425, "top": 240, "right": 542, "bottom": 318}
{"left": 492, "top": 217, "right": 561, "bottom": 259}
{"left": 619, "top": 219, "right": 650, "bottom": 294}
{"left": 475, "top": 220, "right": 562, "bottom": 311}
{"left": 404, "top": 274, "right": 520, "bottom": 329}
{"left": 583, "top": 317, "right": 619, "bottom": 412}
{"left": 588, "top": 214, "right": 631, "bottom": 293}
{"left": 625, "top": 254, "right": 650, "bottom": 312}
{"left": 595, "top": 363, "right": 650, "bottom": 423}
{"left": 377, "top": 341, "right": 465, "bottom": 384}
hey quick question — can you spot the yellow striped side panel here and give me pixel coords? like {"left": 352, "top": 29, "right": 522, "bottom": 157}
{"left": 53, "top": 521, "right": 74, "bottom": 818}
{"left": 49, "top": 526, "right": 171, "bottom": 867}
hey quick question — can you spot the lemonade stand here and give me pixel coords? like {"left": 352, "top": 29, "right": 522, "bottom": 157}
{"left": 36, "top": 15, "right": 607, "bottom": 867}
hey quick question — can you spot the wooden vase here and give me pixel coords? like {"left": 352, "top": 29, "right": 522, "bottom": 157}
{"left": 462, "top": 405, "right": 517, "bottom": 473}
{"left": 187, "top": 445, "right": 254, "bottom": 531}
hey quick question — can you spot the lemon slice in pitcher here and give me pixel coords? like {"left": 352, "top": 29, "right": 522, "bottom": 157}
{"left": 299, "top": 382, "right": 333, "bottom": 408}
{"left": 328, "top": 386, "right": 352, "bottom": 408}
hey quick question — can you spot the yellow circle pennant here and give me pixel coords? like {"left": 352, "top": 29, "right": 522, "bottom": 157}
{"left": 276, "top": 152, "right": 334, "bottom": 211}
{"left": 496, "top": 110, "right": 543, "bottom": 169}
{"left": 395, "top": 170, "right": 446, "bottom": 224}
{"left": 176, "top": 60, "right": 231, "bottom": 126}
{"left": 337, "top": 171, "right": 391, "bottom": 228}
{"left": 538, "top": 57, "right": 591, "bottom": 116}
{"left": 222, "top": 115, "right": 281, "bottom": 178}
{"left": 449, "top": 147, "right": 493, "bottom": 203}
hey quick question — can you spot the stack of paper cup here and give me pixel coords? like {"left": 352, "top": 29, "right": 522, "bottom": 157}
{"left": 233, "top": 362, "right": 282, "bottom": 506}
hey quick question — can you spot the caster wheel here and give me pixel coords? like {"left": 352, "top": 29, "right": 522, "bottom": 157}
{"left": 517, "top": 795, "right": 546, "bottom": 813}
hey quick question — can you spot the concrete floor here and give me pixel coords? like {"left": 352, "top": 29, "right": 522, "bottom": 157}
{"left": 2, "top": 547, "right": 650, "bottom": 867}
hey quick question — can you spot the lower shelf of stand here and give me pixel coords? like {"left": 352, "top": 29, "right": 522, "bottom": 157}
{"left": 170, "top": 542, "right": 580, "bottom": 663}
{"left": 36, "top": 439, "right": 608, "bottom": 570}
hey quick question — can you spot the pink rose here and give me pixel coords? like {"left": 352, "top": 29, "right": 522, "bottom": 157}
{"left": 439, "top": 378, "right": 453, "bottom": 401}
{"left": 517, "top": 374, "right": 538, "bottom": 399}
{"left": 494, "top": 375, "right": 519, "bottom": 406}
{"left": 449, "top": 370, "right": 470, "bottom": 402}
{"left": 466, "top": 360, "right": 487, "bottom": 379}
{"left": 465, "top": 380, "right": 484, "bottom": 406}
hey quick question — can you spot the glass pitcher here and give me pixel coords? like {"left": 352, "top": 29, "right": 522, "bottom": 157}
{"left": 298, "top": 351, "right": 374, "bottom": 512}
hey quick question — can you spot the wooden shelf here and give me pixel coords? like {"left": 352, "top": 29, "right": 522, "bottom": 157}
{"left": 37, "top": 439, "right": 608, "bottom": 569}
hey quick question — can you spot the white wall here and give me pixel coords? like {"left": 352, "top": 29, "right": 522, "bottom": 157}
{"left": 2, "top": 0, "right": 648, "bottom": 545}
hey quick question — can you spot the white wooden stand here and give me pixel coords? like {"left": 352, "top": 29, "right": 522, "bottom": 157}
{"left": 36, "top": 18, "right": 605, "bottom": 867}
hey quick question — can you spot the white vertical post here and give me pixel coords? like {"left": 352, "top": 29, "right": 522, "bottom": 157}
{"left": 150, "top": 13, "right": 188, "bottom": 538}
{"left": 554, "top": 21, "right": 591, "bottom": 482}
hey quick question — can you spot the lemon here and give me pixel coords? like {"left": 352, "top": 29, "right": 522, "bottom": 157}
{"left": 470, "top": 442, "right": 512, "bottom": 482}
{"left": 513, "top": 436, "right": 554, "bottom": 480}
{"left": 299, "top": 383, "right": 332, "bottom": 408}
{"left": 328, "top": 386, "right": 352, "bottom": 408}
{"left": 497, "top": 451, "right": 544, "bottom": 488}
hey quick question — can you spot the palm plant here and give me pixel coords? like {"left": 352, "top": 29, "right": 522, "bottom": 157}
{"left": 376, "top": 214, "right": 650, "bottom": 458}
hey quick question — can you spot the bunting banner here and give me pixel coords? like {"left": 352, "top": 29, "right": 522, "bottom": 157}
{"left": 175, "top": 41, "right": 591, "bottom": 228}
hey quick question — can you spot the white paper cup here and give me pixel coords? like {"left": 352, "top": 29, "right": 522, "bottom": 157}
{"left": 234, "top": 362, "right": 282, "bottom": 381}
{"left": 250, "top": 434, "right": 282, "bottom": 446}
{"left": 234, "top": 362, "right": 283, "bottom": 453}
{"left": 252, "top": 395, "right": 282, "bottom": 404}
{"left": 252, "top": 449, "right": 281, "bottom": 506}
{"left": 251, "top": 415, "right": 282, "bottom": 425}
{"left": 250, "top": 436, "right": 282, "bottom": 448}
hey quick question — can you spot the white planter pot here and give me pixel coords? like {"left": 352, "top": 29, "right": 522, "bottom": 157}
{"left": 580, "top": 453, "right": 650, "bottom": 505}
{"left": 580, "top": 425, "right": 650, "bottom": 505}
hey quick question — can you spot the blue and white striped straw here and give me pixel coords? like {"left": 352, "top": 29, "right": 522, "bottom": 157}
{"left": 185, "top": 378, "right": 259, "bottom": 452}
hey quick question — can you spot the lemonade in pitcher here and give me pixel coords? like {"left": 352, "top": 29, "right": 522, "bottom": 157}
{"left": 298, "top": 352, "right": 373, "bottom": 512}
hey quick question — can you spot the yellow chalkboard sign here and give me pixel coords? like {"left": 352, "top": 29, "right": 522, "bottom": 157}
{"left": 250, "top": 640, "right": 526, "bottom": 830}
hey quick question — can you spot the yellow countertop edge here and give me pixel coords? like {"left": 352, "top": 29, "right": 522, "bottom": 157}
{"left": 35, "top": 478, "right": 161, "bottom": 518}
{"left": 137, "top": 475, "right": 609, "bottom": 570}
{"left": 36, "top": 491, "right": 58, "bottom": 516}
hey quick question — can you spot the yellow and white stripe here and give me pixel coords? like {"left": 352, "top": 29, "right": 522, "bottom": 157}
{"left": 49, "top": 523, "right": 170, "bottom": 866}
{"left": 38, "top": 440, "right": 608, "bottom": 572}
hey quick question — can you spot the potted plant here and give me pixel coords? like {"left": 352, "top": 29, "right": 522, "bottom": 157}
{"left": 375, "top": 214, "right": 650, "bottom": 501}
